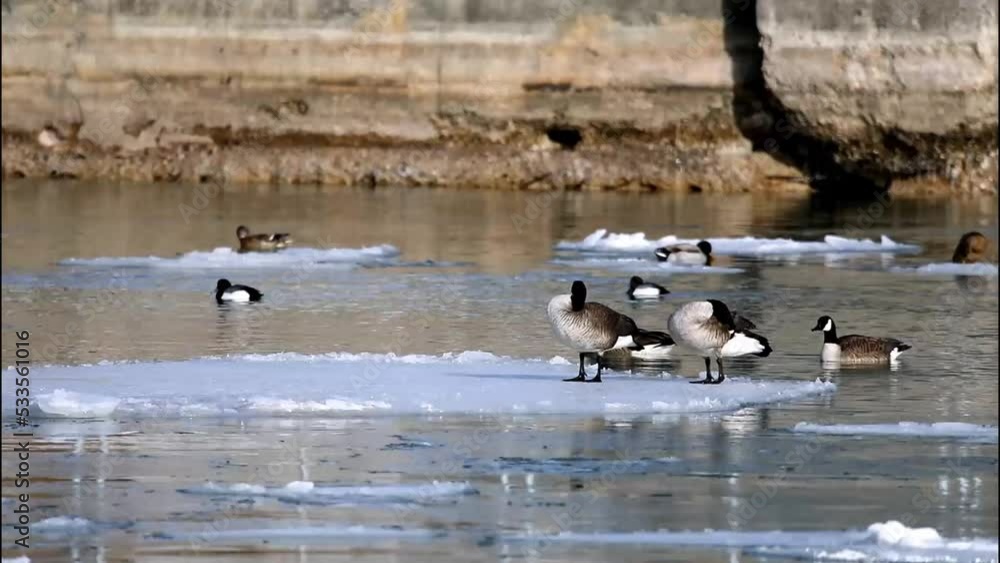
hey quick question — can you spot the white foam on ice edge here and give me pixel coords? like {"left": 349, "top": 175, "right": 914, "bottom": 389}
{"left": 58, "top": 245, "right": 400, "bottom": 269}
{"left": 179, "top": 480, "right": 477, "bottom": 505}
{"left": 2, "top": 351, "right": 835, "bottom": 418}
{"left": 793, "top": 422, "right": 998, "bottom": 442}
{"left": 2, "top": 558, "right": 31, "bottom": 563}
{"left": 511, "top": 520, "right": 998, "bottom": 563}
{"left": 890, "top": 262, "right": 999, "bottom": 277}
{"left": 556, "top": 229, "right": 920, "bottom": 255}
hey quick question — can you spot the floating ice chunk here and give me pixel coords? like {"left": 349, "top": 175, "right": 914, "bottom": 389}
{"left": 6, "top": 353, "right": 835, "bottom": 419}
{"left": 180, "top": 480, "right": 477, "bottom": 505}
{"left": 35, "top": 390, "right": 119, "bottom": 418}
{"left": 556, "top": 229, "right": 919, "bottom": 256}
{"left": 58, "top": 245, "right": 400, "bottom": 269}
{"left": 35, "top": 516, "right": 94, "bottom": 536}
{"left": 512, "top": 520, "right": 998, "bottom": 563}
{"left": 890, "top": 262, "right": 999, "bottom": 277}
{"left": 793, "top": 422, "right": 998, "bottom": 442}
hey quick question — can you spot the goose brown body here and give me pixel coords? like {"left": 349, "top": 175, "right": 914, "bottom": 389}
{"left": 812, "top": 316, "right": 910, "bottom": 364}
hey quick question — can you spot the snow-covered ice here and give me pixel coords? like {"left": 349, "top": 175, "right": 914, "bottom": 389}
{"left": 793, "top": 422, "right": 998, "bottom": 442}
{"left": 58, "top": 245, "right": 400, "bottom": 269}
{"left": 556, "top": 229, "right": 920, "bottom": 256}
{"left": 3, "top": 351, "right": 835, "bottom": 418}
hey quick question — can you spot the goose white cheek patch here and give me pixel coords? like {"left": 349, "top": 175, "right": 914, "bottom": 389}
{"left": 824, "top": 319, "right": 832, "bottom": 332}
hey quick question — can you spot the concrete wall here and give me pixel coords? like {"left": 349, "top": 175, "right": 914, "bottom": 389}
{"left": 757, "top": 0, "right": 998, "bottom": 192}
{"left": 1, "top": 0, "right": 996, "bottom": 194}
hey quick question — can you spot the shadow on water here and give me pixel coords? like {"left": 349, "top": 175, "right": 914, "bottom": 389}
{"left": 721, "top": 0, "right": 891, "bottom": 198}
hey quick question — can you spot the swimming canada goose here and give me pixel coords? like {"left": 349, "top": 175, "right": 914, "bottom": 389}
{"left": 548, "top": 281, "right": 666, "bottom": 383}
{"left": 627, "top": 276, "right": 670, "bottom": 299}
{"left": 952, "top": 232, "right": 992, "bottom": 264}
{"left": 654, "top": 240, "right": 713, "bottom": 265}
{"left": 236, "top": 225, "right": 294, "bottom": 252}
{"left": 667, "top": 300, "right": 772, "bottom": 384}
{"left": 215, "top": 279, "right": 263, "bottom": 304}
{"left": 811, "top": 316, "right": 910, "bottom": 364}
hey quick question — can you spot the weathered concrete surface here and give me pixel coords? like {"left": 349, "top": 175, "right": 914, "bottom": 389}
{"left": 1, "top": 0, "right": 995, "bottom": 194}
{"left": 756, "top": 0, "right": 998, "bottom": 194}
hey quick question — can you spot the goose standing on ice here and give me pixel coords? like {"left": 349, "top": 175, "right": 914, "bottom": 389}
{"left": 548, "top": 281, "right": 666, "bottom": 383}
{"left": 236, "top": 225, "right": 294, "bottom": 252}
{"left": 811, "top": 316, "right": 910, "bottom": 364}
{"left": 667, "top": 300, "right": 772, "bottom": 384}
{"left": 215, "top": 279, "right": 263, "bottom": 304}
{"left": 952, "top": 231, "right": 992, "bottom": 264}
{"left": 627, "top": 276, "right": 670, "bottom": 300}
{"left": 654, "top": 240, "right": 713, "bottom": 265}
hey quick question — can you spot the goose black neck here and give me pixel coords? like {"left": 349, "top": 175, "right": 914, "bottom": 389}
{"left": 570, "top": 281, "right": 586, "bottom": 311}
{"left": 824, "top": 325, "right": 838, "bottom": 343}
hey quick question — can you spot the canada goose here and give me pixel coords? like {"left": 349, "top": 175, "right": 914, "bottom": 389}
{"left": 548, "top": 281, "right": 666, "bottom": 383}
{"left": 602, "top": 330, "right": 675, "bottom": 361}
{"left": 654, "top": 240, "right": 713, "bottom": 265}
{"left": 667, "top": 300, "right": 772, "bottom": 384}
{"left": 811, "top": 316, "right": 910, "bottom": 364}
{"left": 627, "top": 276, "right": 669, "bottom": 300}
{"left": 236, "top": 225, "right": 294, "bottom": 252}
{"left": 952, "top": 232, "right": 992, "bottom": 264}
{"left": 215, "top": 279, "right": 263, "bottom": 304}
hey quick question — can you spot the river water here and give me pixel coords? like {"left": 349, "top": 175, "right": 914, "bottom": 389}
{"left": 1, "top": 180, "right": 998, "bottom": 562}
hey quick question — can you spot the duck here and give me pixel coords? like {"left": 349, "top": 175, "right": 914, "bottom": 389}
{"left": 547, "top": 281, "right": 668, "bottom": 383}
{"left": 952, "top": 231, "right": 992, "bottom": 264}
{"left": 236, "top": 225, "right": 294, "bottom": 252}
{"left": 667, "top": 300, "right": 772, "bottom": 384}
{"left": 627, "top": 276, "right": 670, "bottom": 300}
{"left": 654, "top": 240, "right": 713, "bottom": 265}
{"left": 811, "top": 316, "right": 910, "bottom": 364}
{"left": 215, "top": 279, "right": 263, "bottom": 304}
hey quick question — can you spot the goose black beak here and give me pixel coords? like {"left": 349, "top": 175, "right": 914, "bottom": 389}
{"left": 810, "top": 324, "right": 823, "bottom": 332}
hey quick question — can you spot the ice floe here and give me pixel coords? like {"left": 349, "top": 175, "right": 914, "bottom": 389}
{"left": 511, "top": 520, "right": 998, "bottom": 563}
{"left": 35, "top": 390, "right": 120, "bottom": 418}
{"left": 179, "top": 480, "right": 477, "bottom": 505}
{"left": 58, "top": 245, "right": 400, "bottom": 269}
{"left": 890, "top": 262, "right": 999, "bottom": 277}
{"left": 35, "top": 516, "right": 95, "bottom": 536}
{"left": 3, "top": 351, "right": 834, "bottom": 418}
{"left": 550, "top": 256, "right": 744, "bottom": 274}
{"left": 162, "top": 525, "right": 442, "bottom": 543}
{"left": 556, "top": 229, "right": 920, "bottom": 256}
{"left": 793, "top": 422, "right": 998, "bottom": 442}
